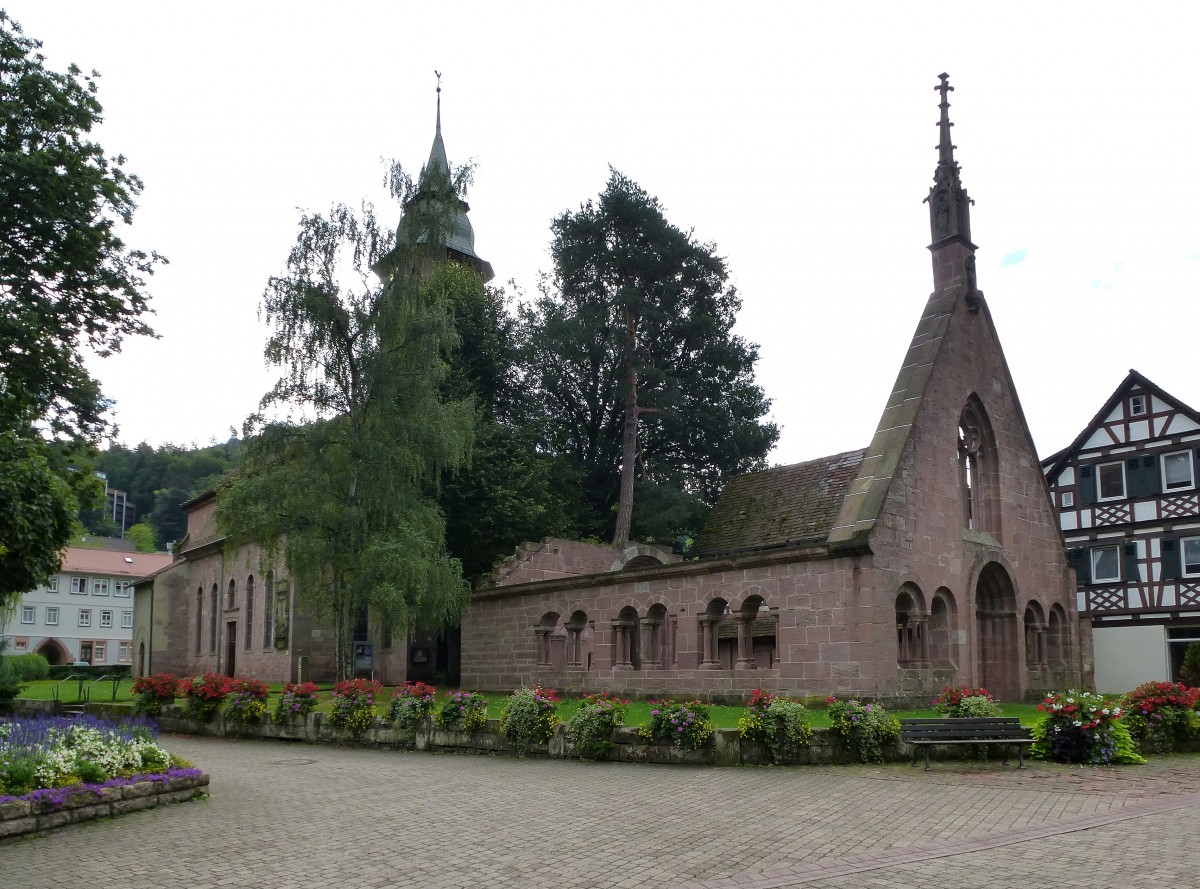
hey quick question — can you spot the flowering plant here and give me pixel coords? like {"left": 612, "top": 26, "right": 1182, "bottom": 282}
{"left": 180, "top": 672, "right": 233, "bottom": 722}
{"left": 825, "top": 697, "right": 899, "bottom": 763}
{"left": 274, "top": 682, "right": 320, "bottom": 723}
{"left": 738, "top": 689, "right": 812, "bottom": 763}
{"left": 565, "top": 692, "right": 629, "bottom": 760}
{"left": 500, "top": 686, "right": 561, "bottom": 755}
{"left": 1031, "top": 690, "right": 1143, "bottom": 764}
{"left": 130, "top": 673, "right": 179, "bottom": 716}
{"left": 326, "top": 678, "right": 381, "bottom": 737}
{"left": 0, "top": 714, "right": 177, "bottom": 796}
{"left": 225, "top": 678, "right": 270, "bottom": 725}
{"left": 931, "top": 685, "right": 1002, "bottom": 718}
{"left": 1120, "top": 682, "right": 1199, "bottom": 755}
{"left": 639, "top": 699, "right": 713, "bottom": 751}
{"left": 434, "top": 690, "right": 488, "bottom": 733}
{"left": 387, "top": 681, "right": 437, "bottom": 743}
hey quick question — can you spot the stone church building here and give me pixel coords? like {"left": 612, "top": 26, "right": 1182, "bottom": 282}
{"left": 462, "top": 75, "right": 1091, "bottom": 703}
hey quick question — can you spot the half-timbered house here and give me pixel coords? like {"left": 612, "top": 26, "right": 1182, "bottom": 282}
{"left": 1042, "top": 371, "right": 1200, "bottom": 692}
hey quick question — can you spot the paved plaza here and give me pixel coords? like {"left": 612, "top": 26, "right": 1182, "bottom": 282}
{"left": 3, "top": 735, "right": 1199, "bottom": 888}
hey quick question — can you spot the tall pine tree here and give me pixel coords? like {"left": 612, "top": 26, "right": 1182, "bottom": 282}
{"left": 519, "top": 169, "right": 778, "bottom": 544}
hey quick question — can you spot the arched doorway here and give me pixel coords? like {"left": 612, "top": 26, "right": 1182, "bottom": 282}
{"left": 976, "top": 562, "right": 1019, "bottom": 701}
{"left": 35, "top": 638, "right": 70, "bottom": 665}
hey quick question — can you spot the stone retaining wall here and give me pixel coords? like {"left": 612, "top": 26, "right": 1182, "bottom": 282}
{"left": 0, "top": 773, "right": 210, "bottom": 841}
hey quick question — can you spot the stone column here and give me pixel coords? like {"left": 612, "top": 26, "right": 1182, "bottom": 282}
{"left": 567, "top": 628, "right": 582, "bottom": 667}
{"left": 612, "top": 620, "right": 632, "bottom": 670}
{"left": 534, "top": 628, "right": 550, "bottom": 666}
{"left": 643, "top": 619, "right": 661, "bottom": 668}
{"left": 735, "top": 616, "right": 755, "bottom": 670}
{"left": 699, "top": 616, "right": 718, "bottom": 669}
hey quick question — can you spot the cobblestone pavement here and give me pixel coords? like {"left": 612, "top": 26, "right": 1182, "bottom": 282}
{"left": 3, "top": 736, "right": 1198, "bottom": 888}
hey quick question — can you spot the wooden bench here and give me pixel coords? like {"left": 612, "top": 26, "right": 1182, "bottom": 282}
{"left": 899, "top": 717, "right": 1034, "bottom": 771}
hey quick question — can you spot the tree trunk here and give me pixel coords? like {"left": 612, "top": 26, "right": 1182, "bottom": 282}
{"left": 613, "top": 306, "right": 638, "bottom": 545}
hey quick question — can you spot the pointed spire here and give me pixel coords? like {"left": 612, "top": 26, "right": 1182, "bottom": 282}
{"left": 925, "top": 72, "right": 975, "bottom": 252}
{"left": 426, "top": 70, "right": 450, "bottom": 177}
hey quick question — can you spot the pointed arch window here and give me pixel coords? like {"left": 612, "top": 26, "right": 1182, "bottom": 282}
{"left": 957, "top": 397, "right": 999, "bottom": 534}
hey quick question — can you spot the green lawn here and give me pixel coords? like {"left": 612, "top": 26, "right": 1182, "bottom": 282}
{"left": 15, "top": 680, "right": 1043, "bottom": 727}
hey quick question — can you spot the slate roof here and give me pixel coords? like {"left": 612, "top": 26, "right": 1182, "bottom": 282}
{"left": 693, "top": 449, "right": 866, "bottom": 556}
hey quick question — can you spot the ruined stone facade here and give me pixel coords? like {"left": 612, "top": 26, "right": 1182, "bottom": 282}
{"left": 461, "top": 76, "right": 1091, "bottom": 703}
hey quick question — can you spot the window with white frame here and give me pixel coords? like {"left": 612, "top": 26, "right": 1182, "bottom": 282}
{"left": 71, "top": 577, "right": 87, "bottom": 595}
{"left": 1130, "top": 395, "right": 1147, "bottom": 416}
{"left": 47, "top": 577, "right": 59, "bottom": 593}
{"left": 92, "top": 579, "right": 109, "bottom": 596}
{"left": 1061, "top": 491, "right": 1075, "bottom": 508}
{"left": 1097, "top": 462, "right": 1126, "bottom": 501}
{"left": 118, "top": 641, "right": 131, "bottom": 663}
{"left": 121, "top": 610, "right": 133, "bottom": 628}
{"left": 1091, "top": 545, "right": 1122, "bottom": 583}
{"left": 46, "top": 607, "right": 59, "bottom": 626}
{"left": 78, "top": 609, "right": 92, "bottom": 627}
{"left": 20, "top": 606, "right": 34, "bottom": 624}
{"left": 1183, "top": 537, "right": 1200, "bottom": 577}
{"left": 93, "top": 641, "right": 106, "bottom": 663}
{"left": 114, "top": 580, "right": 131, "bottom": 597}
{"left": 100, "top": 610, "right": 113, "bottom": 629}
{"left": 1162, "top": 452, "right": 1195, "bottom": 492}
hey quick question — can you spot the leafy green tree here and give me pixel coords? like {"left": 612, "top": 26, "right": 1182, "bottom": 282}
{"left": 124, "top": 521, "right": 157, "bottom": 553}
{"left": 519, "top": 169, "right": 778, "bottom": 543}
{"left": 217, "top": 182, "right": 476, "bottom": 679}
{"left": 0, "top": 14, "right": 161, "bottom": 604}
{"left": 428, "top": 265, "right": 589, "bottom": 582}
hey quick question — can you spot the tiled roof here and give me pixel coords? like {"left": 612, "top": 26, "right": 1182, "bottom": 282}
{"left": 693, "top": 449, "right": 866, "bottom": 556}
{"left": 61, "top": 547, "right": 174, "bottom": 579}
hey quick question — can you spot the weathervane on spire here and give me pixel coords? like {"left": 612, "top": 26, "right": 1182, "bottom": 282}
{"left": 434, "top": 70, "right": 442, "bottom": 134}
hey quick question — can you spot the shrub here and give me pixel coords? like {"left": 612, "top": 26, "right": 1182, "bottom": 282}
{"left": 565, "top": 692, "right": 629, "bottom": 760}
{"left": 640, "top": 699, "right": 714, "bottom": 751}
{"left": 434, "top": 690, "right": 488, "bottom": 733}
{"left": 1180, "top": 642, "right": 1200, "bottom": 686}
{"left": 273, "top": 681, "right": 321, "bottom": 723}
{"left": 0, "top": 640, "right": 21, "bottom": 711}
{"left": 1121, "top": 681, "right": 1200, "bottom": 755}
{"left": 225, "top": 678, "right": 270, "bottom": 726}
{"left": 1030, "top": 690, "right": 1144, "bottom": 764}
{"left": 3, "top": 653, "right": 50, "bottom": 681}
{"left": 500, "top": 686, "right": 561, "bottom": 755}
{"left": 180, "top": 672, "right": 232, "bottom": 722}
{"left": 825, "top": 697, "right": 900, "bottom": 763}
{"left": 931, "top": 685, "right": 1002, "bottom": 718}
{"left": 387, "top": 681, "right": 437, "bottom": 743}
{"left": 131, "top": 673, "right": 179, "bottom": 716}
{"left": 326, "top": 678, "right": 382, "bottom": 737}
{"left": 739, "top": 689, "right": 813, "bottom": 763}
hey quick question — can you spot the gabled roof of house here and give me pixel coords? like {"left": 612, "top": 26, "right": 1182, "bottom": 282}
{"left": 693, "top": 449, "right": 866, "bottom": 556}
{"left": 61, "top": 547, "right": 173, "bottom": 579}
{"left": 1041, "top": 369, "right": 1200, "bottom": 478}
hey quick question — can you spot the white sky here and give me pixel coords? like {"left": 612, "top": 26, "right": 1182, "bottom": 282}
{"left": 11, "top": 2, "right": 1200, "bottom": 466}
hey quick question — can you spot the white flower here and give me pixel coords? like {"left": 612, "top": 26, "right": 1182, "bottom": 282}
{"left": 1073, "top": 720, "right": 1082, "bottom": 727}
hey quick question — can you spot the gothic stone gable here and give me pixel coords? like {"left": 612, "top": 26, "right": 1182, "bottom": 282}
{"left": 832, "top": 270, "right": 1087, "bottom": 700}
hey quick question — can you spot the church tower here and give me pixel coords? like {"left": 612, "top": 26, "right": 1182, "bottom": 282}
{"left": 378, "top": 76, "right": 494, "bottom": 283}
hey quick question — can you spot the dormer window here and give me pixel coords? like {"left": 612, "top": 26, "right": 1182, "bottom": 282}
{"left": 1097, "top": 461, "right": 1126, "bottom": 501}
{"left": 1130, "top": 395, "right": 1147, "bottom": 417}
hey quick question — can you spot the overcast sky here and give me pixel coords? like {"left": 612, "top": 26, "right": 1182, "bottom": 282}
{"left": 11, "top": 2, "right": 1200, "bottom": 466}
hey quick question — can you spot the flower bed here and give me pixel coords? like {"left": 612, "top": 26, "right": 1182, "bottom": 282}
{"left": 0, "top": 713, "right": 207, "bottom": 839}
{"left": 1031, "top": 690, "right": 1144, "bottom": 764}
{"left": 1121, "top": 681, "right": 1199, "bottom": 754}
